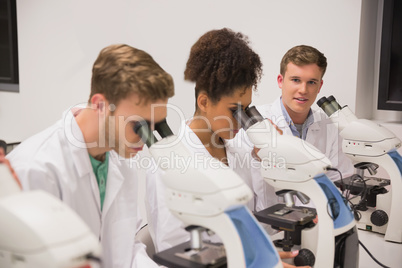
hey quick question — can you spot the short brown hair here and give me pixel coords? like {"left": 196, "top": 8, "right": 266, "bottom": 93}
{"left": 90, "top": 44, "right": 174, "bottom": 105}
{"left": 280, "top": 45, "right": 327, "bottom": 78}
{"left": 184, "top": 28, "right": 262, "bottom": 104}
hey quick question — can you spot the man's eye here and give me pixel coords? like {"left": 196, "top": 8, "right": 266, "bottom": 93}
{"left": 308, "top": 81, "right": 317, "bottom": 85}
{"left": 291, "top": 79, "right": 300, "bottom": 82}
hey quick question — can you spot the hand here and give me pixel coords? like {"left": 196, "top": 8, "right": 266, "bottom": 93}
{"left": 267, "top": 118, "right": 283, "bottom": 135}
{"left": 279, "top": 250, "right": 311, "bottom": 268}
{"left": 252, "top": 147, "right": 261, "bottom": 161}
{"left": 313, "top": 215, "right": 318, "bottom": 224}
{"left": 0, "top": 156, "right": 22, "bottom": 189}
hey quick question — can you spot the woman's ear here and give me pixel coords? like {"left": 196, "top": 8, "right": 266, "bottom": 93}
{"left": 196, "top": 92, "right": 209, "bottom": 113}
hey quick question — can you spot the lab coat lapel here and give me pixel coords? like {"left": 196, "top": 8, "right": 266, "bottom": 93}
{"left": 269, "top": 98, "right": 292, "bottom": 135}
{"left": 102, "top": 151, "right": 125, "bottom": 217}
{"left": 256, "top": 97, "right": 289, "bottom": 130}
{"left": 308, "top": 109, "right": 326, "bottom": 133}
{"left": 182, "top": 120, "right": 211, "bottom": 155}
{"left": 64, "top": 109, "right": 102, "bottom": 216}
{"left": 70, "top": 145, "right": 102, "bottom": 216}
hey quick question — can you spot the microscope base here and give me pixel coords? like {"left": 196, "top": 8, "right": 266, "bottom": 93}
{"left": 154, "top": 241, "right": 227, "bottom": 268}
{"left": 334, "top": 176, "right": 390, "bottom": 235}
{"left": 352, "top": 199, "right": 388, "bottom": 235}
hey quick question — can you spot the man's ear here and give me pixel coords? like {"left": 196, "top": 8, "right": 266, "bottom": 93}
{"left": 196, "top": 92, "right": 210, "bottom": 113}
{"left": 90, "top": 94, "right": 108, "bottom": 112}
{"left": 318, "top": 79, "right": 324, "bottom": 94}
{"left": 277, "top": 74, "right": 284, "bottom": 88}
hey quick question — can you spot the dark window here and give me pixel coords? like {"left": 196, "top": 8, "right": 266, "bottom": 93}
{"left": 378, "top": 0, "right": 402, "bottom": 111}
{"left": 0, "top": 0, "right": 19, "bottom": 92}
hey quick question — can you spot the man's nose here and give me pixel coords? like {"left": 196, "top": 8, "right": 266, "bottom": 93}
{"left": 298, "top": 83, "right": 308, "bottom": 94}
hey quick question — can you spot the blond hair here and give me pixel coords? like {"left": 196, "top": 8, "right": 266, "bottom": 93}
{"left": 90, "top": 44, "right": 174, "bottom": 105}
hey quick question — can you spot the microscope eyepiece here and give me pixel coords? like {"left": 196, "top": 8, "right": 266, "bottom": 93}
{"left": 316, "top": 96, "right": 329, "bottom": 108}
{"left": 317, "top": 96, "right": 341, "bottom": 117}
{"left": 133, "top": 120, "right": 157, "bottom": 147}
{"left": 327, "top": 95, "right": 342, "bottom": 110}
{"left": 154, "top": 119, "right": 174, "bottom": 138}
{"left": 232, "top": 106, "right": 263, "bottom": 131}
{"left": 245, "top": 106, "right": 264, "bottom": 122}
{"left": 133, "top": 118, "right": 174, "bottom": 148}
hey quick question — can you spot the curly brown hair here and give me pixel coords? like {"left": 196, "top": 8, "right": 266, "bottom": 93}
{"left": 184, "top": 28, "right": 262, "bottom": 107}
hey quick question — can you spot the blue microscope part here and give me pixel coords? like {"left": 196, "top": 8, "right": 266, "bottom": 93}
{"left": 388, "top": 150, "right": 402, "bottom": 176}
{"left": 225, "top": 206, "right": 280, "bottom": 268}
{"left": 315, "top": 174, "right": 355, "bottom": 229}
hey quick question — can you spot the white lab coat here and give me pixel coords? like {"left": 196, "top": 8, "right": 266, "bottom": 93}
{"left": 146, "top": 121, "right": 277, "bottom": 253}
{"left": 7, "top": 110, "right": 158, "bottom": 268}
{"left": 255, "top": 97, "right": 354, "bottom": 181}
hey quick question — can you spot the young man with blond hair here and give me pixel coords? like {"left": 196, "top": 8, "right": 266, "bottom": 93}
{"left": 256, "top": 45, "right": 353, "bottom": 181}
{"left": 7, "top": 44, "right": 174, "bottom": 267}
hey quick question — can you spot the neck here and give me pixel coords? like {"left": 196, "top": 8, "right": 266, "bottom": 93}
{"left": 283, "top": 105, "right": 309, "bottom": 125}
{"left": 189, "top": 117, "right": 223, "bottom": 149}
{"left": 75, "top": 107, "right": 109, "bottom": 160}
{"left": 290, "top": 114, "right": 308, "bottom": 125}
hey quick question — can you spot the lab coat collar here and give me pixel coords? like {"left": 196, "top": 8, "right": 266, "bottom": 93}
{"left": 180, "top": 119, "right": 210, "bottom": 155}
{"left": 62, "top": 109, "right": 93, "bottom": 178}
{"left": 264, "top": 97, "right": 289, "bottom": 129}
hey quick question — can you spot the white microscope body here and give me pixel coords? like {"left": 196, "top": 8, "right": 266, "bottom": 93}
{"left": 234, "top": 107, "right": 359, "bottom": 268}
{"left": 0, "top": 164, "right": 101, "bottom": 268}
{"left": 134, "top": 120, "right": 282, "bottom": 268}
{"left": 318, "top": 95, "right": 402, "bottom": 243}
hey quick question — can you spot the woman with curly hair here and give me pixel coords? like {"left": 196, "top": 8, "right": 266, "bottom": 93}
{"left": 146, "top": 28, "right": 309, "bottom": 268}
{"left": 183, "top": 28, "right": 262, "bottom": 162}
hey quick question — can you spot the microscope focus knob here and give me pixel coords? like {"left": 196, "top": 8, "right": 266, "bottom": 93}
{"left": 294, "top": 248, "right": 315, "bottom": 267}
{"left": 370, "top": 210, "right": 388, "bottom": 226}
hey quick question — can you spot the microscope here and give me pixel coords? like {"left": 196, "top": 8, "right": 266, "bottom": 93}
{"left": 233, "top": 106, "right": 359, "bottom": 268}
{"left": 133, "top": 119, "right": 282, "bottom": 268}
{"left": 317, "top": 95, "right": 402, "bottom": 243}
{"left": 0, "top": 164, "right": 101, "bottom": 268}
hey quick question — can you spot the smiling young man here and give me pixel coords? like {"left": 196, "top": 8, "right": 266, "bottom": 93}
{"left": 7, "top": 44, "right": 174, "bottom": 267}
{"left": 256, "top": 45, "right": 353, "bottom": 181}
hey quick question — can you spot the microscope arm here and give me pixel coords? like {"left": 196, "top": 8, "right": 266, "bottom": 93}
{"left": 246, "top": 120, "right": 331, "bottom": 182}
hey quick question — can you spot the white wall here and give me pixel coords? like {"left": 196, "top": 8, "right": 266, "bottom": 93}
{"left": 1, "top": 0, "right": 367, "bottom": 142}
{"left": 2, "top": 0, "right": 401, "bottom": 142}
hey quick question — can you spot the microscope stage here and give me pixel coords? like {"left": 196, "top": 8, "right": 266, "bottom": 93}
{"left": 254, "top": 203, "right": 316, "bottom": 231}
